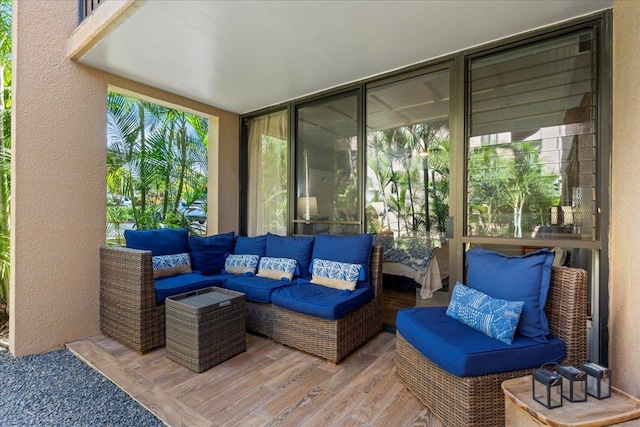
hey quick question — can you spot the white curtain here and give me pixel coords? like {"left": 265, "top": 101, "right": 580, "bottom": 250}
{"left": 246, "top": 111, "right": 288, "bottom": 236}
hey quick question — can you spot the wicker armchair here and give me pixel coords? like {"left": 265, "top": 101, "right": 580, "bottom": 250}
{"left": 100, "top": 246, "right": 166, "bottom": 353}
{"left": 272, "top": 245, "right": 384, "bottom": 363}
{"left": 396, "top": 266, "right": 587, "bottom": 427}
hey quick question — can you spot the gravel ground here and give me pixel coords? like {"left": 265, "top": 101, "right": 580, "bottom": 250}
{"left": 0, "top": 346, "right": 164, "bottom": 427}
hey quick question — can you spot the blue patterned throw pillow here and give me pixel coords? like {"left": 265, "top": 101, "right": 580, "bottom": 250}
{"left": 310, "top": 258, "right": 362, "bottom": 291}
{"left": 152, "top": 252, "right": 192, "bottom": 279}
{"left": 257, "top": 257, "right": 298, "bottom": 281}
{"left": 224, "top": 254, "right": 260, "bottom": 275}
{"left": 446, "top": 282, "right": 524, "bottom": 345}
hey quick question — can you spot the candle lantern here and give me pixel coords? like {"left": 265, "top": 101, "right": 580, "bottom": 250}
{"left": 581, "top": 362, "right": 611, "bottom": 399}
{"left": 557, "top": 365, "right": 587, "bottom": 402}
{"left": 532, "top": 369, "right": 563, "bottom": 409}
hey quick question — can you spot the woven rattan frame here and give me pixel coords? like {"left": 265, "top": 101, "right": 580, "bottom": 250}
{"left": 165, "top": 287, "right": 246, "bottom": 372}
{"left": 396, "top": 266, "right": 588, "bottom": 427}
{"left": 100, "top": 246, "right": 166, "bottom": 353}
{"left": 272, "top": 245, "right": 383, "bottom": 363}
{"left": 246, "top": 300, "right": 274, "bottom": 337}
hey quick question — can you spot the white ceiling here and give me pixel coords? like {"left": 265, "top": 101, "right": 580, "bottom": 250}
{"left": 76, "top": 0, "right": 612, "bottom": 115}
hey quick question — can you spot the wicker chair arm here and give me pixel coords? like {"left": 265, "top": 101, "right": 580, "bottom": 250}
{"left": 370, "top": 245, "right": 383, "bottom": 300}
{"left": 545, "top": 266, "right": 588, "bottom": 366}
{"left": 99, "top": 245, "right": 156, "bottom": 312}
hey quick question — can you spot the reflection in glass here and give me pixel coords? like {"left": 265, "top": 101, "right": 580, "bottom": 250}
{"left": 467, "top": 29, "right": 597, "bottom": 241}
{"left": 295, "top": 93, "right": 360, "bottom": 235}
{"left": 366, "top": 70, "right": 450, "bottom": 246}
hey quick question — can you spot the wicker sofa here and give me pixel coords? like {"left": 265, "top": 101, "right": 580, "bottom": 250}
{"left": 395, "top": 264, "right": 587, "bottom": 427}
{"left": 100, "top": 231, "right": 383, "bottom": 362}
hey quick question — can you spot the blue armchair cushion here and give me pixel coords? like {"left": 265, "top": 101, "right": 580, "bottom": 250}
{"left": 234, "top": 234, "right": 267, "bottom": 256}
{"left": 311, "top": 234, "right": 373, "bottom": 283}
{"left": 223, "top": 275, "right": 295, "bottom": 304}
{"left": 446, "top": 282, "right": 524, "bottom": 345}
{"left": 310, "top": 258, "right": 362, "bottom": 291}
{"left": 224, "top": 254, "right": 260, "bottom": 275}
{"left": 396, "top": 307, "right": 566, "bottom": 377}
{"left": 152, "top": 252, "right": 192, "bottom": 279}
{"left": 257, "top": 257, "right": 298, "bottom": 281}
{"left": 188, "top": 232, "right": 235, "bottom": 275}
{"left": 154, "top": 273, "right": 221, "bottom": 305}
{"left": 466, "top": 248, "right": 554, "bottom": 343}
{"left": 124, "top": 227, "right": 189, "bottom": 256}
{"left": 265, "top": 233, "right": 315, "bottom": 279}
{"left": 271, "top": 282, "right": 374, "bottom": 320}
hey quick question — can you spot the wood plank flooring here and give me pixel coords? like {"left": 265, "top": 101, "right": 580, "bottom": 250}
{"left": 67, "top": 332, "right": 444, "bottom": 427}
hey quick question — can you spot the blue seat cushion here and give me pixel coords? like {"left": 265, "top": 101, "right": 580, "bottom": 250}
{"left": 271, "top": 282, "right": 374, "bottom": 320}
{"left": 198, "top": 271, "right": 235, "bottom": 284}
{"left": 154, "top": 273, "right": 222, "bottom": 305}
{"left": 223, "top": 275, "right": 295, "bottom": 304}
{"left": 396, "top": 307, "right": 566, "bottom": 377}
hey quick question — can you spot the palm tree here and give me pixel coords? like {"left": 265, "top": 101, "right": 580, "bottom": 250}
{"left": 106, "top": 92, "right": 208, "bottom": 235}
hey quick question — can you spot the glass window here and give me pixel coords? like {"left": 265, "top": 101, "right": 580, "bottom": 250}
{"left": 246, "top": 110, "right": 288, "bottom": 236}
{"left": 467, "top": 29, "right": 597, "bottom": 241}
{"left": 366, "top": 71, "right": 450, "bottom": 246}
{"left": 295, "top": 93, "right": 360, "bottom": 235}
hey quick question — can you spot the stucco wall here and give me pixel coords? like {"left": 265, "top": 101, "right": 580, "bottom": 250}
{"left": 10, "top": 0, "right": 238, "bottom": 356}
{"left": 611, "top": 0, "right": 640, "bottom": 397}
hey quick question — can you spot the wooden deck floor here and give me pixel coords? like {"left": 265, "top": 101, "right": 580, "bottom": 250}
{"left": 67, "top": 332, "right": 444, "bottom": 427}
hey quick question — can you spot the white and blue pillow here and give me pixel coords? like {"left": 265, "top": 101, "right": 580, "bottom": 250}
{"left": 152, "top": 252, "right": 192, "bottom": 279}
{"left": 257, "top": 257, "right": 298, "bottom": 281}
{"left": 224, "top": 254, "right": 260, "bottom": 275}
{"left": 310, "top": 258, "right": 362, "bottom": 291}
{"left": 446, "top": 282, "right": 524, "bottom": 345}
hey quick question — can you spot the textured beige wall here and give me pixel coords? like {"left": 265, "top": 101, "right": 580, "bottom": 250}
{"left": 10, "top": 0, "right": 238, "bottom": 356}
{"left": 611, "top": 0, "right": 640, "bottom": 397}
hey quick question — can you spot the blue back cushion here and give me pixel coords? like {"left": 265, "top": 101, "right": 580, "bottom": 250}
{"left": 125, "top": 228, "right": 189, "bottom": 256}
{"left": 397, "top": 307, "right": 566, "bottom": 377}
{"left": 466, "top": 248, "right": 554, "bottom": 343}
{"left": 266, "top": 233, "right": 315, "bottom": 279}
{"left": 189, "top": 232, "right": 235, "bottom": 275}
{"left": 234, "top": 234, "right": 267, "bottom": 256}
{"left": 311, "top": 234, "right": 373, "bottom": 283}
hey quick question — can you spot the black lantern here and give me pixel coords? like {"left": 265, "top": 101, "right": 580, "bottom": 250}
{"left": 557, "top": 365, "right": 587, "bottom": 402}
{"left": 532, "top": 369, "right": 563, "bottom": 409}
{"left": 581, "top": 362, "right": 611, "bottom": 399}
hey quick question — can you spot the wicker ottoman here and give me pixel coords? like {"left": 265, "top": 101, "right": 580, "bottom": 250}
{"left": 165, "top": 287, "right": 246, "bottom": 373}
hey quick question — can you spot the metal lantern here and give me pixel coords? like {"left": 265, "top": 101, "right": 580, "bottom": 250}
{"left": 581, "top": 362, "right": 611, "bottom": 399}
{"left": 532, "top": 369, "right": 563, "bottom": 409}
{"left": 557, "top": 365, "right": 587, "bottom": 402}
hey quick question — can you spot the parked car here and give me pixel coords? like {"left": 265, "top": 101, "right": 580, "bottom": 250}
{"left": 179, "top": 200, "right": 207, "bottom": 224}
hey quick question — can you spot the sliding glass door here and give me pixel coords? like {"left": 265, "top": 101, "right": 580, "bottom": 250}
{"left": 293, "top": 91, "right": 362, "bottom": 235}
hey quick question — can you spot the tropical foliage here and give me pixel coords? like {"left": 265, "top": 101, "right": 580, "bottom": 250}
{"left": 106, "top": 93, "right": 208, "bottom": 242}
{"left": 0, "top": 0, "right": 11, "bottom": 318}
{"left": 366, "top": 122, "right": 449, "bottom": 243}
{"left": 467, "top": 141, "right": 558, "bottom": 238}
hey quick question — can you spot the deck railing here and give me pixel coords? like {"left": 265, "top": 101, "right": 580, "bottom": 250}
{"left": 78, "top": 0, "right": 105, "bottom": 23}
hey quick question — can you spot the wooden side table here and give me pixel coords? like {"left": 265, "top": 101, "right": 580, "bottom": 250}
{"left": 502, "top": 375, "right": 640, "bottom": 427}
